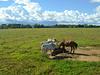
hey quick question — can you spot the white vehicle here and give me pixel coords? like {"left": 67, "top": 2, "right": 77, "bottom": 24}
{"left": 41, "top": 38, "right": 57, "bottom": 53}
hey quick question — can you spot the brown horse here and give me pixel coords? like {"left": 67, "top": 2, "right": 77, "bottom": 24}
{"left": 58, "top": 40, "right": 78, "bottom": 54}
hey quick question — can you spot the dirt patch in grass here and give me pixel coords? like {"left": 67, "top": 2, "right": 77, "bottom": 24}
{"left": 71, "top": 49, "right": 100, "bottom": 62}
{"left": 49, "top": 48, "right": 100, "bottom": 62}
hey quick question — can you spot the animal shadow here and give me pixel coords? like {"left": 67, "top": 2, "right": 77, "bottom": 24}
{"left": 73, "top": 53, "right": 90, "bottom": 56}
{"left": 52, "top": 55, "right": 72, "bottom": 60}
{"left": 50, "top": 52, "right": 90, "bottom": 60}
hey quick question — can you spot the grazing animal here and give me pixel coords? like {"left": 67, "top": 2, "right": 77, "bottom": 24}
{"left": 58, "top": 40, "right": 78, "bottom": 54}
{"left": 41, "top": 38, "right": 58, "bottom": 53}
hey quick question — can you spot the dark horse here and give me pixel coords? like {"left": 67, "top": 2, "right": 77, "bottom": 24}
{"left": 58, "top": 40, "right": 78, "bottom": 54}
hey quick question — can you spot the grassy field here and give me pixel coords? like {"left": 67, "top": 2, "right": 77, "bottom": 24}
{"left": 0, "top": 28, "right": 100, "bottom": 75}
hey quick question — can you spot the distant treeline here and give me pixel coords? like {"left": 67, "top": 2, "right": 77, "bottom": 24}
{"left": 34, "top": 24, "right": 100, "bottom": 28}
{"left": 0, "top": 24, "right": 100, "bottom": 29}
{"left": 0, "top": 24, "right": 33, "bottom": 29}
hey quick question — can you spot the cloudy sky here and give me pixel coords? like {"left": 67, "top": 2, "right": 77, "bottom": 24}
{"left": 0, "top": 0, "right": 100, "bottom": 25}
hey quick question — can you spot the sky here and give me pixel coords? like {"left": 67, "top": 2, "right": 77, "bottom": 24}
{"left": 0, "top": 0, "right": 100, "bottom": 25}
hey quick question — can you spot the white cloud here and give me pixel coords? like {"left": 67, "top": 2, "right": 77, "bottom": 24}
{"left": 0, "top": 0, "right": 100, "bottom": 25}
{"left": 91, "top": 0, "right": 100, "bottom": 3}
{"left": 42, "top": 10, "right": 82, "bottom": 22}
{"left": 0, "top": 0, "right": 8, "bottom": 1}
{"left": 89, "top": 0, "right": 100, "bottom": 24}
{"left": 14, "top": 0, "right": 29, "bottom": 4}
{"left": 41, "top": 9, "right": 100, "bottom": 24}
{"left": 96, "top": 6, "right": 100, "bottom": 13}
{"left": 0, "top": 0, "right": 41, "bottom": 21}
{"left": 0, "top": 14, "right": 6, "bottom": 19}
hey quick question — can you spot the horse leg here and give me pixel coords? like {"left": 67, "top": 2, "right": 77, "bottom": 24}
{"left": 71, "top": 47, "right": 76, "bottom": 55}
{"left": 71, "top": 47, "right": 75, "bottom": 55}
{"left": 73, "top": 49, "right": 75, "bottom": 54}
{"left": 63, "top": 46, "right": 67, "bottom": 56}
{"left": 73, "top": 47, "right": 76, "bottom": 54}
{"left": 70, "top": 47, "right": 72, "bottom": 54}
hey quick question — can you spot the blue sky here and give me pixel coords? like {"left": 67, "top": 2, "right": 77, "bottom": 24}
{"left": 34, "top": 0, "right": 98, "bottom": 13}
{"left": 0, "top": 0, "right": 100, "bottom": 25}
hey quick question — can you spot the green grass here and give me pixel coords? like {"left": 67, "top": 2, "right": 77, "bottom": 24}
{"left": 0, "top": 28, "right": 100, "bottom": 75}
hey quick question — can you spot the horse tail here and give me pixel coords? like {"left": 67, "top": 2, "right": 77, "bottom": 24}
{"left": 75, "top": 42, "right": 78, "bottom": 49}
